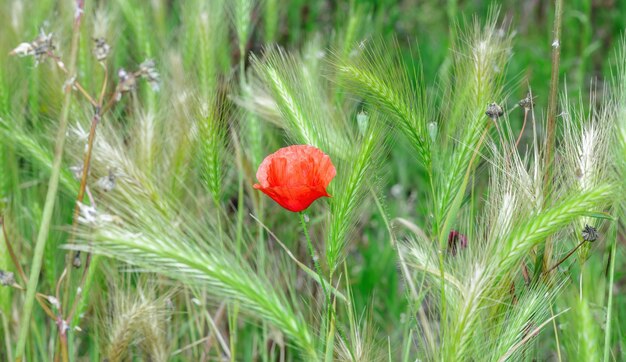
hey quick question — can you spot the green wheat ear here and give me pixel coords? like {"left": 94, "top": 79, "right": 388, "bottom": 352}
{"left": 333, "top": 38, "right": 432, "bottom": 169}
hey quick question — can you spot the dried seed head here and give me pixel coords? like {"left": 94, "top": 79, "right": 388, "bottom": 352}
{"left": 138, "top": 59, "right": 160, "bottom": 91}
{"left": 93, "top": 37, "right": 111, "bottom": 62}
{"left": 518, "top": 93, "right": 534, "bottom": 110}
{"left": 582, "top": 224, "right": 598, "bottom": 242}
{"left": 115, "top": 68, "right": 136, "bottom": 100}
{"left": 10, "top": 30, "right": 55, "bottom": 64}
{"left": 485, "top": 102, "right": 504, "bottom": 120}
{"left": 0, "top": 270, "right": 15, "bottom": 287}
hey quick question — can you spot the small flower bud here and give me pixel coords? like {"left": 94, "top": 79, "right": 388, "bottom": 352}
{"left": 0, "top": 270, "right": 15, "bottom": 287}
{"left": 447, "top": 230, "right": 468, "bottom": 256}
{"left": 582, "top": 224, "right": 598, "bottom": 242}
{"left": 485, "top": 102, "right": 504, "bottom": 120}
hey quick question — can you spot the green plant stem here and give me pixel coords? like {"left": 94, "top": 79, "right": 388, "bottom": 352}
{"left": 437, "top": 123, "right": 491, "bottom": 329}
{"left": 603, "top": 221, "right": 617, "bottom": 362}
{"left": 544, "top": 239, "right": 586, "bottom": 274}
{"left": 298, "top": 211, "right": 331, "bottom": 353}
{"left": 544, "top": 0, "right": 563, "bottom": 191}
{"left": 298, "top": 212, "right": 329, "bottom": 302}
{"left": 538, "top": 0, "right": 563, "bottom": 278}
{"left": 1, "top": 217, "right": 27, "bottom": 285}
{"left": 14, "top": 3, "right": 84, "bottom": 359}
{"left": 550, "top": 304, "right": 563, "bottom": 362}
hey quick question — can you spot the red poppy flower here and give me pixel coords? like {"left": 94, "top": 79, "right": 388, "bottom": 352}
{"left": 254, "top": 145, "right": 336, "bottom": 212}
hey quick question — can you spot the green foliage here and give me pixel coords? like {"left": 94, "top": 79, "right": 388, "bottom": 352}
{"left": 1, "top": 0, "right": 625, "bottom": 361}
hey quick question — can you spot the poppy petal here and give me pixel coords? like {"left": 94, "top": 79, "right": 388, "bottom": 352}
{"left": 254, "top": 145, "right": 336, "bottom": 212}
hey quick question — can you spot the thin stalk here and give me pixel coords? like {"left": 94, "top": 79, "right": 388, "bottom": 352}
{"left": 1, "top": 217, "right": 27, "bottom": 285}
{"left": 550, "top": 304, "right": 563, "bottom": 362}
{"left": 543, "top": 0, "right": 563, "bottom": 193}
{"left": 545, "top": 239, "right": 586, "bottom": 274}
{"left": 539, "top": 0, "right": 563, "bottom": 277}
{"left": 68, "top": 110, "right": 101, "bottom": 259}
{"left": 1, "top": 312, "right": 12, "bottom": 361}
{"left": 437, "top": 123, "right": 491, "bottom": 327}
{"left": 59, "top": 333, "right": 68, "bottom": 362}
{"left": 60, "top": 94, "right": 105, "bottom": 362}
{"left": 14, "top": 2, "right": 84, "bottom": 359}
{"left": 298, "top": 212, "right": 329, "bottom": 303}
{"left": 516, "top": 108, "right": 529, "bottom": 147}
{"left": 298, "top": 211, "right": 332, "bottom": 352}
{"left": 603, "top": 221, "right": 617, "bottom": 362}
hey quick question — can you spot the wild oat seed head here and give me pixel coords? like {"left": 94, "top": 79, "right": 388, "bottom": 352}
{"left": 486, "top": 102, "right": 504, "bottom": 120}
{"left": 582, "top": 224, "right": 598, "bottom": 242}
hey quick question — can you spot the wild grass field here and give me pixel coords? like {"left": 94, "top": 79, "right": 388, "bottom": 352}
{"left": 1, "top": 0, "right": 625, "bottom": 361}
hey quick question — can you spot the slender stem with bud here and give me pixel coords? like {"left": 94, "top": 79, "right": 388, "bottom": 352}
{"left": 544, "top": 0, "right": 563, "bottom": 194}
{"left": 15, "top": 2, "right": 84, "bottom": 360}
{"left": 298, "top": 212, "right": 329, "bottom": 302}
{"left": 535, "top": 0, "right": 563, "bottom": 280}
{"left": 298, "top": 211, "right": 336, "bottom": 356}
{"left": 516, "top": 108, "right": 528, "bottom": 147}
{"left": 545, "top": 239, "right": 586, "bottom": 275}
